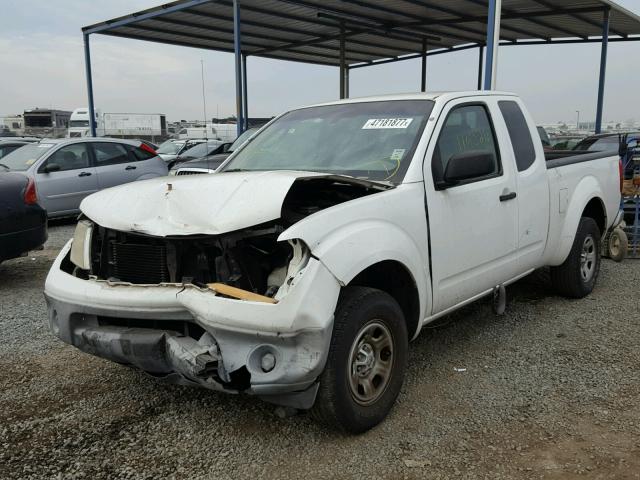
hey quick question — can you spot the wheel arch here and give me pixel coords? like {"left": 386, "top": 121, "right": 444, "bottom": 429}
{"left": 347, "top": 260, "right": 421, "bottom": 341}
{"left": 582, "top": 196, "right": 607, "bottom": 236}
{"left": 295, "top": 219, "right": 430, "bottom": 340}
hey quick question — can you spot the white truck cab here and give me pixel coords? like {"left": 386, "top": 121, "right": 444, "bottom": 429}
{"left": 45, "top": 92, "right": 621, "bottom": 433}
{"left": 67, "top": 108, "right": 103, "bottom": 138}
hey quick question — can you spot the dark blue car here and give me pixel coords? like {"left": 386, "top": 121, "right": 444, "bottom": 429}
{"left": 0, "top": 172, "right": 48, "bottom": 264}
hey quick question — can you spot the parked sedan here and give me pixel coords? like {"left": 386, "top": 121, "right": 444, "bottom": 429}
{"left": 550, "top": 135, "right": 584, "bottom": 150}
{"left": 0, "top": 172, "right": 47, "bottom": 264}
{"left": 167, "top": 139, "right": 225, "bottom": 169}
{"left": 0, "top": 138, "right": 167, "bottom": 218}
{"left": 573, "top": 132, "right": 640, "bottom": 153}
{"left": 170, "top": 128, "right": 258, "bottom": 175}
{"left": 157, "top": 139, "right": 223, "bottom": 167}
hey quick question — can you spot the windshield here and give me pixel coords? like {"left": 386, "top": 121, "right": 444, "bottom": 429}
{"left": 229, "top": 128, "right": 258, "bottom": 151}
{"left": 157, "top": 140, "right": 183, "bottom": 155}
{"left": 0, "top": 143, "right": 53, "bottom": 171}
{"left": 222, "top": 100, "right": 434, "bottom": 183}
{"left": 70, "top": 120, "right": 90, "bottom": 127}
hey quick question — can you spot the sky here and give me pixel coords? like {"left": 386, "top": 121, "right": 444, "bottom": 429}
{"left": 1, "top": 0, "right": 639, "bottom": 125}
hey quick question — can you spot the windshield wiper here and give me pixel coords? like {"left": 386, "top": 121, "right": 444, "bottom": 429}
{"left": 0, "top": 163, "right": 10, "bottom": 170}
{"left": 223, "top": 168, "right": 249, "bottom": 173}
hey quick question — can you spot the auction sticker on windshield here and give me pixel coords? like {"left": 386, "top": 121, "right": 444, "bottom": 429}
{"left": 362, "top": 118, "right": 413, "bottom": 129}
{"left": 390, "top": 148, "right": 406, "bottom": 161}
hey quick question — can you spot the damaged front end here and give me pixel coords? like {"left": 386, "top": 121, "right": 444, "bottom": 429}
{"left": 45, "top": 172, "right": 388, "bottom": 408}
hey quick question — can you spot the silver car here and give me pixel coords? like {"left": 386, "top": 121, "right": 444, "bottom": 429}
{"left": 0, "top": 138, "right": 168, "bottom": 217}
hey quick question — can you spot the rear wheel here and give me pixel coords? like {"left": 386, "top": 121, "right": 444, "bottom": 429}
{"left": 312, "top": 287, "right": 408, "bottom": 434}
{"left": 551, "top": 217, "right": 601, "bottom": 298}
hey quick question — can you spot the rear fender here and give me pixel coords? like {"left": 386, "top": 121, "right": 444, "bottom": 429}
{"left": 547, "top": 175, "right": 605, "bottom": 266}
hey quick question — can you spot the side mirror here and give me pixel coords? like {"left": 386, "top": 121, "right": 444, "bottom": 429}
{"left": 43, "top": 163, "right": 61, "bottom": 173}
{"left": 439, "top": 151, "right": 496, "bottom": 189}
{"left": 222, "top": 143, "right": 232, "bottom": 153}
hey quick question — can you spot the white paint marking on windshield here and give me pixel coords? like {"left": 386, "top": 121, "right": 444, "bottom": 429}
{"left": 362, "top": 118, "right": 413, "bottom": 129}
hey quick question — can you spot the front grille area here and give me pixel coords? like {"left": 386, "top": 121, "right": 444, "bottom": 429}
{"left": 89, "top": 223, "right": 288, "bottom": 291}
{"left": 111, "top": 242, "right": 169, "bottom": 283}
{"left": 177, "top": 170, "right": 207, "bottom": 176}
{"left": 97, "top": 316, "right": 205, "bottom": 338}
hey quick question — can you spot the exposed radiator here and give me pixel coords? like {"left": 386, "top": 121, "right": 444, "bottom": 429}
{"left": 111, "top": 242, "right": 169, "bottom": 284}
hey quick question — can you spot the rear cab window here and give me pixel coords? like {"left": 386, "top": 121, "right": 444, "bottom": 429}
{"left": 498, "top": 100, "right": 537, "bottom": 172}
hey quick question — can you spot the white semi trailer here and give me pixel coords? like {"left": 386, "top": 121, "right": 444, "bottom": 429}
{"left": 67, "top": 109, "right": 167, "bottom": 140}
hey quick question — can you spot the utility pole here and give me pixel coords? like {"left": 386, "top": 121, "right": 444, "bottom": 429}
{"left": 576, "top": 110, "right": 580, "bottom": 131}
{"left": 200, "top": 59, "right": 208, "bottom": 139}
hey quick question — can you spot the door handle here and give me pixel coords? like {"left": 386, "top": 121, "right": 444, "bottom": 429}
{"left": 78, "top": 171, "right": 92, "bottom": 177}
{"left": 500, "top": 191, "right": 517, "bottom": 202}
{"left": 125, "top": 165, "right": 137, "bottom": 170}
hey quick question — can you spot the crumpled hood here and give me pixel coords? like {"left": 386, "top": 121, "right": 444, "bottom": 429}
{"left": 80, "top": 170, "right": 324, "bottom": 236}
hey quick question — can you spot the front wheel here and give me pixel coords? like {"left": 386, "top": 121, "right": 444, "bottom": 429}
{"left": 312, "top": 287, "right": 408, "bottom": 433}
{"left": 551, "top": 217, "right": 601, "bottom": 298}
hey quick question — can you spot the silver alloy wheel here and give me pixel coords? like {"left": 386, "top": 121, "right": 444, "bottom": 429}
{"left": 580, "top": 235, "right": 596, "bottom": 281}
{"left": 348, "top": 320, "right": 394, "bottom": 406}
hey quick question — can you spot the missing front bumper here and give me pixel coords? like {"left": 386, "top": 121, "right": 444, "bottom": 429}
{"left": 45, "top": 293, "right": 332, "bottom": 409}
{"left": 44, "top": 240, "right": 340, "bottom": 409}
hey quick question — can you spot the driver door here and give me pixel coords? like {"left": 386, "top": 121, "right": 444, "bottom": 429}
{"left": 35, "top": 143, "right": 98, "bottom": 216}
{"left": 425, "top": 99, "right": 519, "bottom": 313}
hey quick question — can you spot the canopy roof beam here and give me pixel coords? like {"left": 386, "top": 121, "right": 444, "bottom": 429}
{"left": 461, "top": 0, "right": 587, "bottom": 39}
{"left": 180, "top": 5, "right": 430, "bottom": 55}
{"left": 119, "top": 23, "right": 369, "bottom": 62}
{"left": 531, "top": 0, "right": 626, "bottom": 37}
{"left": 150, "top": 16, "right": 412, "bottom": 54}
{"left": 334, "top": 0, "right": 520, "bottom": 41}
{"left": 190, "top": 2, "right": 438, "bottom": 49}
{"left": 396, "top": 0, "right": 549, "bottom": 40}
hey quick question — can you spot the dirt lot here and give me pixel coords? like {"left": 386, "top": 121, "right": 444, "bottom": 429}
{"left": 1, "top": 222, "right": 639, "bottom": 480}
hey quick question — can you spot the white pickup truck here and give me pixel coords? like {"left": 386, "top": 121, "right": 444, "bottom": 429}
{"left": 45, "top": 92, "right": 621, "bottom": 433}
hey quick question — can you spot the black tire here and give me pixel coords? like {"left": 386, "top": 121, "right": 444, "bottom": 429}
{"left": 551, "top": 217, "right": 601, "bottom": 298}
{"left": 608, "top": 228, "right": 628, "bottom": 263}
{"left": 312, "top": 287, "right": 408, "bottom": 434}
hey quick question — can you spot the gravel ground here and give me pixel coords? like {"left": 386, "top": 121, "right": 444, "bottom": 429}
{"left": 1, "top": 221, "right": 639, "bottom": 480}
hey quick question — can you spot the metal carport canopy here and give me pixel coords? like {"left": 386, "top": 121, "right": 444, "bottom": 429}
{"left": 82, "top": 0, "right": 640, "bottom": 135}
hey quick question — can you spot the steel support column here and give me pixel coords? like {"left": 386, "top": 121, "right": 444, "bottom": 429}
{"left": 595, "top": 8, "right": 610, "bottom": 134}
{"left": 345, "top": 66, "right": 350, "bottom": 98}
{"left": 484, "top": 0, "right": 502, "bottom": 90}
{"left": 242, "top": 54, "right": 248, "bottom": 131}
{"left": 477, "top": 45, "right": 484, "bottom": 90}
{"left": 233, "top": 0, "right": 243, "bottom": 137}
{"left": 83, "top": 33, "right": 97, "bottom": 137}
{"left": 339, "top": 23, "right": 346, "bottom": 99}
{"left": 421, "top": 37, "right": 427, "bottom": 92}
